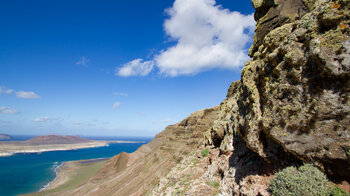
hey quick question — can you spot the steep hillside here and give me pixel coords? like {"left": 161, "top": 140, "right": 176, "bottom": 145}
{"left": 50, "top": 0, "right": 349, "bottom": 195}
{"left": 50, "top": 107, "right": 219, "bottom": 195}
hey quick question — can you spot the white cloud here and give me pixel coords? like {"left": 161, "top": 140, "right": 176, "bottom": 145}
{"left": 0, "top": 86, "right": 14, "bottom": 94}
{"left": 0, "top": 106, "right": 19, "bottom": 114}
{"left": 114, "top": 92, "right": 128, "bottom": 96}
{"left": 32, "top": 116, "right": 55, "bottom": 122}
{"left": 116, "top": 59, "right": 154, "bottom": 77}
{"left": 15, "top": 91, "right": 40, "bottom": 99}
{"left": 76, "top": 56, "right": 90, "bottom": 67}
{"left": 0, "top": 86, "right": 41, "bottom": 99}
{"left": 113, "top": 102, "right": 121, "bottom": 109}
{"left": 117, "top": 0, "right": 255, "bottom": 77}
{"left": 5, "top": 89, "right": 14, "bottom": 94}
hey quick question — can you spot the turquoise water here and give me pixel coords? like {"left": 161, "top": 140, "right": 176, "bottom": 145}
{"left": 0, "top": 137, "right": 150, "bottom": 196}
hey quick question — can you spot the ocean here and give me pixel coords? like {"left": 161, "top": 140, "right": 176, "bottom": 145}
{"left": 0, "top": 136, "right": 151, "bottom": 196}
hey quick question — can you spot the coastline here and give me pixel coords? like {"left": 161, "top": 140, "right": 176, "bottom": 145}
{"left": 26, "top": 158, "right": 108, "bottom": 196}
{"left": 39, "top": 162, "right": 63, "bottom": 192}
{"left": 40, "top": 158, "right": 109, "bottom": 192}
{"left": 0, "top": 140, "right": 144, "bottom": 157}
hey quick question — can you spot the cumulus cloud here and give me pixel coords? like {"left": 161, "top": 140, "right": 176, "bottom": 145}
{"left": 32, "top": 116, "right": 55, "bottom": 122}
{"left": 114, "top": 92, "right": 128, "bottom": 96}
{"left": 117, "top": 0, "right": 255, "bottom": 77}
{"left": 116, "top": 59, "right": 154, "bottom": 77}
{"left": 76, "top": 56, "right": 90, "bottom": 67}
{"left": 15, "top": 91, "right": 40, "bottom": 99}
{"left": 157, "top": 0, "right": 255, "bottom": 76}
{"left": 0, "top": 86, "right": 14, "bottom": 94}
{"left": 113, "top": 102, "right": 121, "bottom": 109}
{"left": 0, "top": 106, "right": 19, "bottom": 114}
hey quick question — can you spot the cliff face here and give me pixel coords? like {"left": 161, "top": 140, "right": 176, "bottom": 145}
{"left": 51, "top": 0, "right": 349, "bottom": 195}
{"left": 207, "top": 0, "right": 350, "bottom": 181}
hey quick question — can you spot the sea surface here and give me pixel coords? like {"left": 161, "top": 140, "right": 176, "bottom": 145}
{"left": 0, "top": 135, "right": 151, "bottom": 196}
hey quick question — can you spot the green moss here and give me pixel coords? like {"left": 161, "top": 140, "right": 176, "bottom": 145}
{"left": 269, "top": 164, "right": 330, "bottom": 196}
{"left": 201, "top": 148, "right": 209, "bottom": 157}
{"left": 208, "top": 180, "right": 220, "bottom": 189}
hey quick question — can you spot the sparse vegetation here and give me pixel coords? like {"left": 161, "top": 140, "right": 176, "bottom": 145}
{"left": 191, "top": 158, "right": 200, "bottom": 165}
{"left": 269, "top": 164, "right": 330, "bottom": 196}
{"left": 28, "top": 160, "right": 107, "bottom": 196}
{"left": 201, "top": 148, "right": 209, "bottom": 157}
{"left": 208, "top": 180, "right": 220, "bottom": 189}
{"left": 303, "top": 19, "right": 312, "bottom": 28}
{"left": 172, "top": 188, "right": 183, "bottom": 196}
{"left": 329, "top": 185, "right": 350, "bottom": 196}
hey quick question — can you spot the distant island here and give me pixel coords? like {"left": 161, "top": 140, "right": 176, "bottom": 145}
{"left": 0, "top": 134, "right": 12, "bottom": 140}
{"left": 0, "top": 135, "right": 142, "bottom": 157}
{"left": 25, "top": 135, "right": 91, "bottom": 145}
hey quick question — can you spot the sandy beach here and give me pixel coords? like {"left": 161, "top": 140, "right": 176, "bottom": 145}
{"left": 25, "top": 158, "right": 108, "bottom": 196}
{"left": 0, "top": 140, "right": 143, "bottom": 157}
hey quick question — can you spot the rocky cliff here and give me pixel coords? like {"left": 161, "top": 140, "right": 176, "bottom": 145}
{"left": 50, "top": 0, "right": 349, "bottom": 195}
{"left": 207, "top": 0, "right": 350, "bottom": 181}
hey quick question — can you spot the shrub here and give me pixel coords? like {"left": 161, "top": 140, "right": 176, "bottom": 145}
{"left": 329, "top": 185, "right": 350, "bottom": 196}
{"left": 269, "top": 164, "right": 329, "bottom": 196}
{"left": 201, "top": 148, "right": 209, "bottom": 157}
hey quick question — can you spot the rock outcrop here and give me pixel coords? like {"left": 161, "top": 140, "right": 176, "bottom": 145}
{"left": 208, "top": 0, "right": 350, "bottom": 181}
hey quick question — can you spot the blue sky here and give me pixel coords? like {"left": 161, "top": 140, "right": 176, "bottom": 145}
{"left": 0, "top": 0, "right": 255, "bottom": 137}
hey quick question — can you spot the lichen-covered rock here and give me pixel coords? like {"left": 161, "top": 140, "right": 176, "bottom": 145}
{"left": 249, "top": 0, "right": 309, "bottom": 56}
{"left": 209, "top": 0, "right": 350, "bottom": 181}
